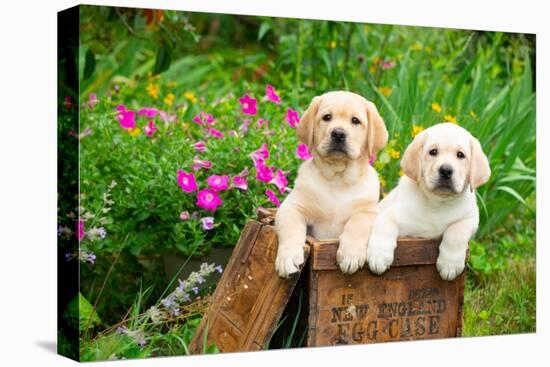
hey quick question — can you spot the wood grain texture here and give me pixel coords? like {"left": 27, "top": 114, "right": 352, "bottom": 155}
{"left": 189, "top": 220, "right": 310, "bottom": 354}
{"left": 307, "top": 237, "right": 465, "bottom": 347}
{"left": 311, "top": 238, "right": 441, "bottom": 271}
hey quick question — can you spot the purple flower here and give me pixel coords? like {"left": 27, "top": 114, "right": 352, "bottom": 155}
{"left": 239, "top": 94, "right": 258, "bottom": 116}
{"left": 138, "top": 107, "right": 159, "bottom": 118}
{"left": 214, "top": 265, "right": 223, "bottom": 273}
{"left": 88, "top": 93, "right": 99, "bottom": 109}
{"left": 180, "top": 211, "right": 190, "bottom": 220}
{"left": 296, "top": 143, "right": 313, "bottom": 160}
{"left": 265, "top": 189, "right": 281, "bottom": 207}
{"left": 272, "top": 169, "right": 288, "bottom": 193}
{"left": 191, "top": 287, "right": 199, "bottom": 294}
{"left": 201, "top": 217, "right": 215, "bottom": 231}
{"left": 265, "top": 85, "right": 281, "bottom": 104}
{"left": 232, "top": 175, "right": 248, "bottom": 190}
{"left": 193, "top": 141, "right": 207, "bottom": 152}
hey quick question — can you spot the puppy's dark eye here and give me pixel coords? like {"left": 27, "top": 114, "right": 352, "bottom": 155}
{"left": 457, "top": 151, "right": 465, "bottom": 159}
{"left": 429, "top": 148, "right": 438, "bottom": 156}
{"left": 351, "top": 117, "right": 361, "bottom": 125}
{"left": 322, "top": 114, "right": 332, "bottom": 122}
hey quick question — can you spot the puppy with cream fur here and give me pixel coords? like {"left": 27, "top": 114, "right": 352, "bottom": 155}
{"left": 275, "top": 91, "right": 388, "bottom": 278}
{"left": 367, "top": 123, "right": 491, "bottom": 280}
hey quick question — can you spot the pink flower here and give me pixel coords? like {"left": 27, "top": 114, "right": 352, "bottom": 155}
{"left": 64, "top": 95, "right": 73, "bottom": 110}
{"left": 88, "top": 93, "right": 99, "bottom": 109}
{"left": 286, "top": 108, "right": 300, "bottom": 128}
{"left": 206, "top": 127, "right": 224, "bottom": 138}
{"left": 296, "top": 143, "right": 313, "bottom": 160}
{"left": 232, "top": 175, "right": 248, "bottom": 190}
{"left": 239, "top": 94, "right": 257, "bottom": 116}
{"left": 207, "top": 175, "right": 230, "bottom": 191}
{"left": 193, "top": 141, "right": 207, "bottom": 152}
{"left": 192, "top": 157, "right": 213, "bottom": 171}
{"left": 196, "top": 189, "right": 223, "bottom": 212}
{"left": 144, "top": 120, "right": 158, "bottom": 137}
{"left": 193, "top": 112, "right": 215, "bottom": 125}
{"left": 116, "top": 108, "right": 136, "bottom": 129}
{"left": 180, "top": 211, "right": 190, "bottom": 220}
{"left": 257, "top": 118, "right": 269, "bottom": 127}
{"left": 77, "top": 219, "right": 85, "bottom": 241}
{"left": 381, "top": 60, "right": 396, "bottom": 70}
{"left": 201, "top": 217, "right": 215, "bottom": 230}
{"left": 265, "top": 189, "right": 281, "bottom": 207}
{"left": 138, "top": 107, "right": 159, "bottom": 118}
{"left": 159, "top": 111, "right": 176, "bottom": 123}
{"left": 368, "top": 154, "right": 376, "bottom": 166}
{"left": 177, "top": 170, "right": 198, "bottom": 193}
{"left": 255, "top": 160, "right": 274, "bottom": 183}
{"left": 272, "top": 169, "right": 288, "bottom": 193}
{"left": 251, "top": 143, "right": 269, "bottom": 164}
{"left": 265, "top": 85, "right": 281, "bottom": 104}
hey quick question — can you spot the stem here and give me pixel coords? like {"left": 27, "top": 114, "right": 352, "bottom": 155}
{"left": 295, "top": 21, "right": 303, "bottom": 104}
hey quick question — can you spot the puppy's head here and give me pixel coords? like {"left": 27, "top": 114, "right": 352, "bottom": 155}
{"left": 297, "top": 91, "right": 388, "bottom": 161}
{"left": 401, "top": 123, "right": 491, "bottom": 196}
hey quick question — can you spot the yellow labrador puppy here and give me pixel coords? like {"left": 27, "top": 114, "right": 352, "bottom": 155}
{"left": 367, "top": 123, "right": 491, "bottom": 280}
{"left": 275, "top": 91, "right": 388, "bottom": 278}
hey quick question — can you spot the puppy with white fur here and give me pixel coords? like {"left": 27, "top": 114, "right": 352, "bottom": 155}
{"left": 367, "top": 123, "right": 491, "bottom": 280}
{"left": 275, "top": 91, "right": 388, "bottom": 278}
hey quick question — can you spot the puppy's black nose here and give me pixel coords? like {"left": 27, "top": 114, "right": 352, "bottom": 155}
{"left": 331, "top": 128, "right": 346, "bottom": 143}
{"left": 439, "top": 164, "right": 453, "bottom": 179}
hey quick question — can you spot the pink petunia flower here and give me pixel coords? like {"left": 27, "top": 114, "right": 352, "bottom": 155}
{"left": 193, "top": 141, "right": 207, "bottom": 152}
{"left": 265, "top": 85, "right": 281, "bottom": 104}
{"left": 265, "top": 189, "right": 281, "bottom": 207}
{"left": 255, "top": 160, "right": 274, "bottom": 183}
{"left": 116, "top": 108, "right": 136, "bottom": 129}
{"left": 286, "top": 108, "right": 300, "bottom": 128}
{"left": 257, "top": 118, "right": 269, "bottom": 127}
{"left": 207, "top": 175, "right": 230, "bottom": 191}
{"left": 296, "top": 143, "right": 313, "bottom": 160}
{"left": 196, "top": 189, "right": 223, "bottom": 212}
{"left": 144, "top": 120, "right": 158, "bottom": 137}
{"left": 192, "top": 157, "right": 213, "bottom": 171}
{"left": 88, "top": 93, "right": 99, "bottom": 109}
{"left": 368, "top": 154, "right": 376, "bottom": 166}
{"left": 250, "top": 143, "right": 269, "bottom": 164}
{"left": 239, "top": 119, "right": 251, "bottom": 134}
{"left": 77, "top": 219, "right": 85, "bottom": 241}
{"left": 201, "top": 217, "right": 215, "bottom": 230}
{"left": 138, "top": 107, "right": 159, "bottom": 118}
{"left": 239, "top": 94, "right": 258, "bottom": 116}
{"left": 180, "top": 211, "right": 190, "bottom": 220}
{"left": 232, "top": 175, "right": 248, "bottom": 190}
{"left": 177, "top": 170, "right": 198, "bottom": 193}
{"left": 272, "top": 169, "right": 288, "bottom": 193}
{"left": 206, "top": 127, "right": 224, "bottom": 138}
{"left": 193, "top": 112, "right": 215, "bottom": 126}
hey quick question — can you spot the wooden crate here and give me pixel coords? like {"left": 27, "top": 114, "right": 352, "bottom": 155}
{"left": 190, "top": 208, "right": 465, "bottom": 352}
{"left": 189, "top": 210, "right": 310, "bottom": 353}
{"left": 307, "top": 238, "right": 465, "bottom": 346}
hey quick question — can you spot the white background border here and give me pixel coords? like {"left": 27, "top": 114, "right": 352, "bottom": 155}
{"left": 0, "top": 0, "right": 546, "bottom": 366}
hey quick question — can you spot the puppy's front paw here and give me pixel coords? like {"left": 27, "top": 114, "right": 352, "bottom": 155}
{"left": 275, "top": 245, "right": 305, "bottom": 278}
{"left": 436, "top": 251, "right": 466, "bottom": 281}
{"left": 336, "top": 239, "right": 366, "bottom": 274}
{"left": 366, "top": 241, "right": 394, "bottom": 275}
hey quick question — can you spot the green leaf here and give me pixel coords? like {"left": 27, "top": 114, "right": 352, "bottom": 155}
{"left": 63, "top": 293, "right": 101, "bottom": 331}
{"left": 83, "top": 49, "right": 96, "bottom": 80}
{"left": 258, "top": 22, "right": 271, "bottom": 41}
{"left": 153, "top": 44, "right": 172, "bottom": 75}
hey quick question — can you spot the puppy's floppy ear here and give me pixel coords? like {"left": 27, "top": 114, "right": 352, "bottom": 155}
{"left": 365, "top": 101, "right": 389, "bottom": 158}
{"left": 297, "top": 96, "right": 321, "bottom": 149}
{"left": 400, "top": 130, "right": 427, "bottom": 183}
{"left": 469, "top": 136, "right": 491, "bottom": 191}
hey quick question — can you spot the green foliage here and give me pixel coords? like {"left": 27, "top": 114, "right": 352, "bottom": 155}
{"left": 63, "top": 293, "right": 101, "bottom": 332}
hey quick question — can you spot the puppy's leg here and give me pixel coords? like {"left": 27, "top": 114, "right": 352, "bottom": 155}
{"left": 437, "top": 216, "right": 477, "bottom": 281}
{"left": 337, "top": 211, "right": 376, "bottom": 274}
{"left": 366, "top": 211, "right": 399, "bottom": 275}
{"left": 275, "top": 202, "right": 307, "bottom": 278}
